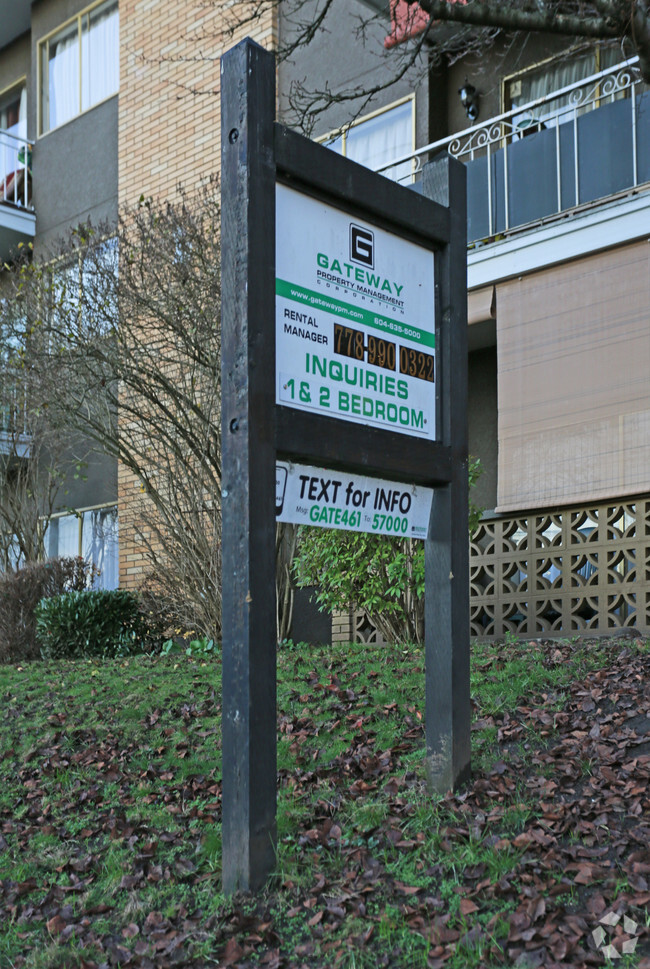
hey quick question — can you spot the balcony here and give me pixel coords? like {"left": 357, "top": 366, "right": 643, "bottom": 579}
{"left": 383, "top": 57, "right": 650, "bottom": 248}
{"left": 0, "top": 384, "right": 30, "bottom": 459}
{"left": 0, "top": 129, "right": 35, "bottom": 262}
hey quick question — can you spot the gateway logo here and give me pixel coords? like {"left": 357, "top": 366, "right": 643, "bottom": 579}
{"left": 350, "top": 224, "right": 374, "bottom": 268}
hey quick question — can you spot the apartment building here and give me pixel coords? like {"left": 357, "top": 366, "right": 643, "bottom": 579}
{"left": 0, "top": 0, "right": 120, "bottom": 580}
{"left": 425, "top": 34, "right": 650, "bottom": 639}
{"left": 1, "top": 0, "right": 648, "bottom": 636}
{"left": 0, "top": 0, "right": 272, "bottom": 589}
{"left": 319, "top": 15, "right": 650, "bottom": 639}
{"left": 283, "top": 7, "right": 650, "bottom": 640}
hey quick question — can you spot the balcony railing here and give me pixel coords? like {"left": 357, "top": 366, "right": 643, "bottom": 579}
{"left": 381, "top": 57, "right": 650, "bottom": 245}
{"left": 0, "top": 377, "right": 30, "bottom": 458}
{"left": 0, "top": 130, "right": 32, "bottom": 209}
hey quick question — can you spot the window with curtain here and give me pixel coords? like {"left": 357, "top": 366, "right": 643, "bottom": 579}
{"left": 82, "top": 506, "right": 118, "bottom": 589}
{"left": 505, "top": 46, "right": 622, "bottom": 129}
{"left": 39, "top": 0, "right": 118, "bottom": 135}
{"left": 0, "top": 307, "right": 28, "bottom": 436}
{"left": 46, "top": 505, "right": 118, "bottom": 589}
{"left": 0, "top": 82, "right": 27, "bottom": 182}
{"left": 49, "top": 237, "right": 118, "bottom": 338}
{"left": 322, "top": 98, "right": 415, "bottom": 183}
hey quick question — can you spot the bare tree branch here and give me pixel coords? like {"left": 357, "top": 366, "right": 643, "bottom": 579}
{"left": 2, "top": 186, "right": 296, "bottom": 642}
{"left": 418, "top": 0, "right": 620, "bottom": 39}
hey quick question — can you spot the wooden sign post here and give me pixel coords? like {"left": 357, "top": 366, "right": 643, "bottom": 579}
{"left": 221, "top": 38, "right": 469, "bottom": 893}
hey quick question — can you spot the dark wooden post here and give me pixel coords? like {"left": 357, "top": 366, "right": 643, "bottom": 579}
{"left": 220, "top": 36, "right": 469, "bottom": 889}
{"left": 421, "top": 154, "right": 471, "bottom": 793}
{"left": 220, "top": 39, "right": 277, "bottom": 893}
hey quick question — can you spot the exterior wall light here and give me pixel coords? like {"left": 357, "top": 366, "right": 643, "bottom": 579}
{"left": 459, "top": 81, "right": 480, "bottom": 122}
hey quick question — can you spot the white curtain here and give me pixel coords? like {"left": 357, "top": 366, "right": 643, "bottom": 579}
{"left": 324, "top": 133, "right": 343, "bottom": 154}
{"left": 346, "top": 100, "right": 413, "bottom": 183}
{"left": 18, "top": 87, "right": 27, "bottom": 136}
{"left": 0, "top": 85, "right": 26, "bottom": 181}
{"left": 51, "top": 262, "right": 81, "bottom": 335}
{"left": 48, "top": 26, "right": 79, "bottom": 130}
{"left": 82, "top": 1, "right": 119, "bottom": 112}
{"left": 82, "top": 508, "right": 119, "bottom": 589}
{"left": 49, "top": 514, "right": 81, "bottom": 559}
{"left": 511, "top": 48, "right": 623, "bottom": 127}
{"left": 47, "top": 507, "right": 118, "bottom": 588}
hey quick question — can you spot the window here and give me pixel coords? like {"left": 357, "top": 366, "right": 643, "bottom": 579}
{"left": 39, "top": 0, "right": 119, "bottom": 135}
{"left": 0, "top": 307, "right": 28, "bottom": 438}
{"left": 46, "top": 504, "right": 119, "bottom": 588}
{"left": 503, "top": 45, "right": 622, "bottom": 130}
{"left": 0, "top": 80, "right": 27, "bottom": 187}
{"left": 321, "top": 98, "right": 415, "bottom": 183}
{"left": 0, "top": 82, "right": 26, "bottom": 140}
{"left": 49, "top": 237, "right": 118, "bottom": 338}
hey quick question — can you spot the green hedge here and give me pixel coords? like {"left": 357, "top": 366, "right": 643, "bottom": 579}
{"left": 0, "top": 557, "right": 94, "bottom": 664}
{"left": 35, "top": 589, "right": 155, "bottom": 659}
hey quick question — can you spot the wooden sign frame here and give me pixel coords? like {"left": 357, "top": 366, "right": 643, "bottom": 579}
{"left": 221, "top": 38, "right": 469, "bottom": 893}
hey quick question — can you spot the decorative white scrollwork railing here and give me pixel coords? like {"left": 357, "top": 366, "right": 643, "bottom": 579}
{"left": 380, "top": 57, "right": 649, "bottom": 244}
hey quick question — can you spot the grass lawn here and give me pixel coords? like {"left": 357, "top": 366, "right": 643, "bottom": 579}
{"left": 0, "top": 634, "right": 649, "bottom": 968}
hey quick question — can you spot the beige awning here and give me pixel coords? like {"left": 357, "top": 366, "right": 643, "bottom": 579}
{"left": 496, "top": 240, "right": 650, "bottom": 512}
{"left": 468, "top": 285, "right": 496, "bottom": 325}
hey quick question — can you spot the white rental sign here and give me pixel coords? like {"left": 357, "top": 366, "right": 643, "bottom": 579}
{"left": 275, "top": 184, "right": 436, "bottom": 440}
{"left": 275, "top": 461, "right": 433, "bottom": 538}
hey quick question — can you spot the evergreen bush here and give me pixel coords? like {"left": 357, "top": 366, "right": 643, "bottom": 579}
{"left": 35, "top": 588, "right": 154, "bottom": 659}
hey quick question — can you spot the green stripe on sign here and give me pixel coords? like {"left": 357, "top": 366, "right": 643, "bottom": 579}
{"left": 276, "top": 278, "right": 435, "bottom": 349}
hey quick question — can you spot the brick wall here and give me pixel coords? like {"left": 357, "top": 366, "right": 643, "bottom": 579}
{"left": 117, "top": 0, "right": 276, "bottom": 587}
{"left": 331, "top": 609, "right": 355, "bottom": 644}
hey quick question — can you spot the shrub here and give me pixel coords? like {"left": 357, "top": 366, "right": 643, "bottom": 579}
{"left": 0, "top": 557, "right": 94, "bottom": 664}
{"left": 293, "top": 458, "right": 483, "bottom": 645}
{"left": 35, "top": 589, "right": 156, "bottom": 660}
{"left": 136, "top": 586, "right": 176, "bottom": 646}
{"left": 294, "top": 532, "right": 425, "bottom": 645}
{"left": 160, "top": 634, "right": 216, "bottom": 657}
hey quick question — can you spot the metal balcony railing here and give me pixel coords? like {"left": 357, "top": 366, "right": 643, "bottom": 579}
{"left": 0, "top": 130, "right": 32, "bottom": 209}
{"left": 380, "top": 57, "right": 650, "bottom": 245}
{"left": 0, "top": 355, "right": 30, "bottom": 458}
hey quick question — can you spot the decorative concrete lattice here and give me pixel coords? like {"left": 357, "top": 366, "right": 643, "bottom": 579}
{"left": 332, "top": 496, "right": 650, "bottom": 642}
{"left": 470, "top": 497, "right": 650, "bottom": 638}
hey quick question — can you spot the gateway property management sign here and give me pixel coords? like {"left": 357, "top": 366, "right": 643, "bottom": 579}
{"left": 276, "top": 184, "right": 436, "bottom": 441}
{"left": 221, "top": 37, "right": 469, "bottom": 896}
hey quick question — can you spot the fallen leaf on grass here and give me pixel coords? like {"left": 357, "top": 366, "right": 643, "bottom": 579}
{"left": 46, "top": 914, "right": 66, "bottom": 934}
{"left": 459, "top": 898, "right": 479, "bottom": 915}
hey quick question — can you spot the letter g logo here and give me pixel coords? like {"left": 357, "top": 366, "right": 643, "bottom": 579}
{"left": 350, "top": 224, "right": 374, "bottom": 269}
